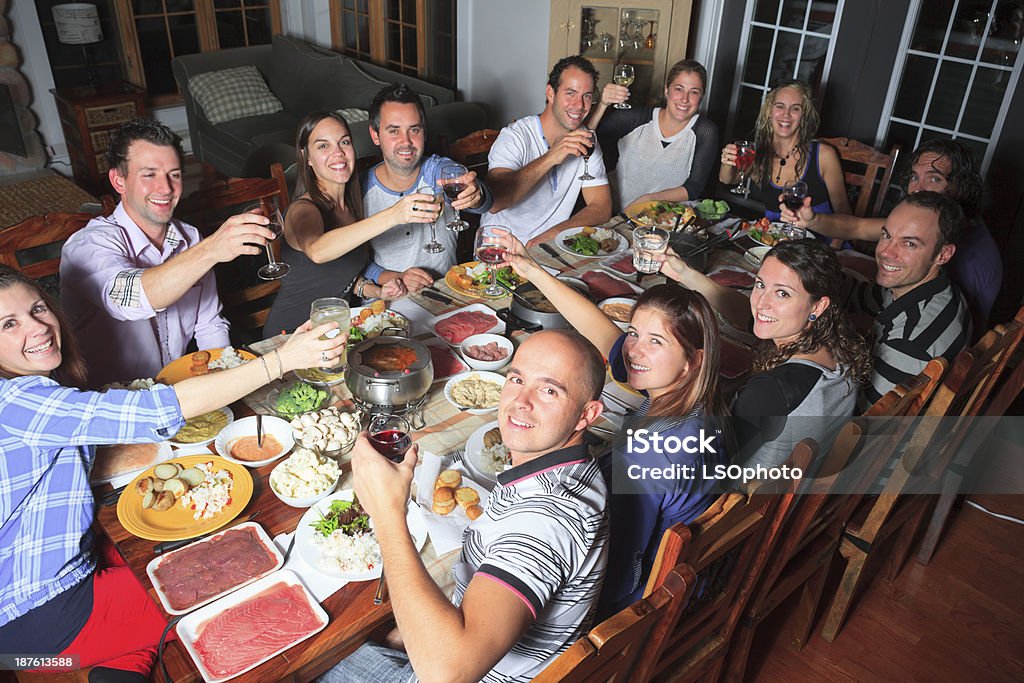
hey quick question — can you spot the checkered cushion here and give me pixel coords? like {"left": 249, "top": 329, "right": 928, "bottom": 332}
{"left": 189, "top": 66, "right": 284, "bottom": 124}
{"left": 335, "top": 108, "right": 370, "bottom": 123}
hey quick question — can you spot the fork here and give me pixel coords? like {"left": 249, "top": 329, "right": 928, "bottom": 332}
{"left": 373, "top": 568, "right": 386, "bottom": 605}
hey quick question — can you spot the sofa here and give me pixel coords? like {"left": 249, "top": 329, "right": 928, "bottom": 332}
{"left": 172, "top": 35, "right": 486, "bottom": 178}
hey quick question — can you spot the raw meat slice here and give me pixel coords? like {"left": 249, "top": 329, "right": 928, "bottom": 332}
{"left": 466, "top": 342, "right": 509, "bottom": 362}
{"left": 582, "top": 271, "right": 635, "bottom": 300}
{"left": 607, "top": 253, "right": 636, "bottom": 275}
{"left": 434, "top": 310, "right": 498, "bottom": 344}
{"left": 193, "top": 583, "right": 322, "bottom": 678}
{"left": 709, "top": 268, "right": 756, "bottom": 289}
{"left": 428, "top": 344, "right": 467, "bottom": 379}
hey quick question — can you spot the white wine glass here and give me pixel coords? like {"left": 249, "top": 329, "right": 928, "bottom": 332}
{"left": 245, "top": 198, "right": 289, "bottom": 281}
{"left": 613, "top": 64, "right": 635, "bottom": 109}
{"left": 474, "top": 225, "right": 509, "bottom": 298}
{"left": 439, "top": 163, "right": 470, "bottom": 232}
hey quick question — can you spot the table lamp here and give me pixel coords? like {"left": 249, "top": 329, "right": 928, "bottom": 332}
{"left": 52, "top": 3, "right": 103, "bottom": 86}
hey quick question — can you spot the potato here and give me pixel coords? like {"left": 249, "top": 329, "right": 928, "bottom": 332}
{"left": 152, "top": 491, "right": 176, "bottom": 512}
{"left": 483, "top": 427, "right": 502, "bottom": 448}
{"left": 179, "top": 467, "right": 205, "bottom": 487}
{"left": 163, "top": 478, "right": 187, "bottom": 496}
{"left": 152, "top": 479, "right": 165, "bottom": 492}
{"left": 154, "top": 463, "right": 179, "bottom": 480}
{"left": 141, "top": 490, "right": 155, "bottom": 510}
{"left": 136, "top": 477, "right": 154, "bottom": 495}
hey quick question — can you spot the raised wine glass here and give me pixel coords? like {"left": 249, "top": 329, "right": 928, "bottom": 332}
{"left": 474, "top": 225, "right": 509, "bottom": 298}
{"left": 781, "top": 180, "right": 808, "bottom": 240}
{"left": 731, "top": 140, "right": 756, "bottom": 196}
{"left": 613, "top": 64, "right": 634, "bottom": 109}
{"left": 368, "top": 414, "right": 413, "bottom": 463}
{"left": 439, "top": 163, "right": 470, "bottom": 232}
{"left": 418, "top": 185, "right": 445, "bottom": 254}
{"left": 245, "top": 198, "right": 290, "bottom": 280}
{"left": 578, "top": 128, "right": 596, "bottom": 181}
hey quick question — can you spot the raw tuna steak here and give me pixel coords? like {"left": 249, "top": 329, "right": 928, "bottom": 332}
{"left": 435, "top": 310, "right": 498, "bottom": 344}
{"left": 582, "top": 271, "right": 635, "bottom": 299}
{"left": 709, "top": 268, "right": 755, "bottom": 289}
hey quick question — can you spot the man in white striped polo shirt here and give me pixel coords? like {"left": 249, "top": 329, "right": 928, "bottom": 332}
{"left": 320, "top": 330, "right": 609, "bottom": 683}
{"left": 846, "top": 191, "right": 971, "bottom": 407}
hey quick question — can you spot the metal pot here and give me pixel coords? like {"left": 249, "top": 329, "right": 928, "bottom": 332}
{"left": 345, "top": 336, "right": 433, "bottom": 406}
{"left": 668, "top": 232, "right": 711, "bottom": 273}
{"left": 502, "top": 277, "right": 592, "bottom": 331}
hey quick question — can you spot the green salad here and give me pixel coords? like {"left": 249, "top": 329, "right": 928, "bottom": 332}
{"left": 472, "top": 266, "right": 523, "bottom": 289}
{"left": 567, "top": 234, "right": 601, "bottom": 256}
{"left": 276, "top": 381, "right": 328, "bottom": 417}
{"left": 312, "top": 498, "right": 371, "bottom": 537}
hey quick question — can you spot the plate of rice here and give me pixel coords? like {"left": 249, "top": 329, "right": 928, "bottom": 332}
{"left": 349, "top": 302, "right": 410, "bottom": 343}
{"left": 463, "top": 421, "right": 511, "bottom": 488}
{"left": 295, "top": 489, "right": 427, "bottom": 581}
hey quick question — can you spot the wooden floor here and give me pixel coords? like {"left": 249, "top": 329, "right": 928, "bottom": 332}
{"left": 746, "top": 493, "right": 1024, "bottom": 682}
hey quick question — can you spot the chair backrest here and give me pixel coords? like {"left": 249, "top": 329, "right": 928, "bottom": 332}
{"left": 0, "top": 211, "right": 97, "bottom": 279}
{"left": 444, "top": 128, "right": 501, "bottom": 176}
{"left": 175, "top": 163, "right": 290, "bottom": 340}
{"left": 534, "top": 565, "right": 697, "bottom": 683}
{"left": 863, "top": 357, "right": 947, "bottom": 419}
{"left": 634, "top": 481, "right": 785, "bottom": 683}
{"left": 820, "top": 137, "right": 900, "bottom": 218}
{"left": 982, "top": 306, "right": 1024, "bottom": 417}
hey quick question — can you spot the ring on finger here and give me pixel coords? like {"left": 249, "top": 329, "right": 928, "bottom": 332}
{"left": 321, "top": 352, "right": 329, "bottom": 364}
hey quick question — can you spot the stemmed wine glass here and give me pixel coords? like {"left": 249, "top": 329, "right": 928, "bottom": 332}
{"left": 368, "top": 414, "right": 413, "bottom": 463}
{"left": 245, "top": 198, "right": 290, "bottom": 280}
{"left": 578, "top": 128, "right": 596, "bottom": 181}
{"left": 439, "top": 163, "right": 470, "bottom": 232}
{"left": 418, "top": 185, "right": 445, "bottom": 254}
{"left": 613, "top": 64, "right": 634, "bottom": 109}
{"left": 474, "top": 225, "right": 509, "bottom": 298}
{"left": 731, "top": 140, "right": 756, "bottom": 196}
{"left": 781, "top": 181, "right": 808, "bottom": 240}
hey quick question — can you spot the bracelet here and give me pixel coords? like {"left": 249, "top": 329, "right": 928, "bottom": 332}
{"left": 258, "top": 355, "right": 273, "bottom": 384}
{"left": 355, "top": 278, "right": 369, "bottom": 299}
{"left": 273, "top": 349, "right": 283, "bottom": 379}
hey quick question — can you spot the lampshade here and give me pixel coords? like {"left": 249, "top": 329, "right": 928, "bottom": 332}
{"left": 52, "top": 3, "right": 103, "bottom": 45}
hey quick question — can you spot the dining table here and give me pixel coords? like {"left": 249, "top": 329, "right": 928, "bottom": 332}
{"left": 91, "top": 207, "right": 763, "bottom": 683}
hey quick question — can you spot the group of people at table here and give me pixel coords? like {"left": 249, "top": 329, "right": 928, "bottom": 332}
{"left": 0, "top": 48, "right": 1004, "bottom": 683}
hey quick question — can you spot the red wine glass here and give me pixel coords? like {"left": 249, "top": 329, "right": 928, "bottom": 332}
{"left": 475, "top": 224, "right": 510, "bottom": 298}
{"left": 439, "top": 163, "right": 470, "bottom": 232}
{"left": 368, "top": 415, "right": 413, "bottom": 463}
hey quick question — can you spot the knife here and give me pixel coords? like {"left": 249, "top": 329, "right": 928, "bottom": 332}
{"left": 540, "top": 243, "right": 572, "bottom": 269}
{"left": 420, "top": 288, "right": 453, "bottom": 305}
{"left": 153, "top": 509, "right": 262, "bottom": 555}
{"left": 99, "top": 483, "right": 129, "bottom": 507}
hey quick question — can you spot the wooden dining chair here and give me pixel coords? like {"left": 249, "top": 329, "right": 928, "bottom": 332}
{"left": 533, "top": 566, "right": 697, "bottom": 683}
{"left": 820, "top": 327, "right": 1021, "bottom": 641}
{"left": 175, "top": 163, "right": 290, "bottom": 343}
{"left": 0, "top": 211, "right": 98, "bottom": 280}
{"left": 630, "top": 478, "right": 789, "bottom": 683}
{"left": 820, "top": 137, "right": 900, "bottom": 218}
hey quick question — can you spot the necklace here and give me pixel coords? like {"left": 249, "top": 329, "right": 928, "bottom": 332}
{"left": 774, "top": 146, "right": 796, "bottom": 182}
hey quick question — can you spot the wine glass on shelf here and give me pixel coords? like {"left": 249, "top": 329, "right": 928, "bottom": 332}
{"left": 439, "top": 163, "right": 470, "bottom": 232}
{"left": 474, "top": 224, "right": 510, "bottom": 298}
{"left": 245, "top": 198, "right": 290, "bottom": 280}
{"left": 368, "top": 414, "right": 413, "bottom": 463}
{"left": 613, "top": 64, "right": 634, "bottom": 109}
{"left": 645, "top": 21, "right": 656, "bottom": 49}
{"left": 418, "top": 185, "right": 445, "bottom": 254}
{"left": 578, "top": 128, "right": 596, "bottom": 181}
{"left": 731, "top": 140, "right": 756, "bottom": 196}
{"left": 781, "top": 181, "right": 808, "bottom": 240}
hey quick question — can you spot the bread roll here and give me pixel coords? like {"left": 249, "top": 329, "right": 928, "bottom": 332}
{"left": 465, "top": 504, "right": 483, "bottom": 520}
{"left": 92, "top": 443, "right": 161, "bottom": 481}
{"left": 435, "top": 469, "right": 462, "bottom": 490}
{"left": 455, "top": 486, "right": 480, "bottom": 511}
{"left": 432, "top": 486, "right": 456, "bottom": 515}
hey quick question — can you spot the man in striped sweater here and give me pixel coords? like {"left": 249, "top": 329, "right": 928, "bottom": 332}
{"left": 847, "top": 191, "right": 971, "bottom": 407}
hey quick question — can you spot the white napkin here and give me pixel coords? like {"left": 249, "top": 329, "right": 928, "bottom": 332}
{"left": 390, "top": 297, "right": 438, "bottom": 337}
{"left": 412, "top": 451, "right": 487, "bottom": 555}
{"left": 273, "top": 532, "right": 349, "bottom": 603}
{"left": 600, "top": 381, "right": 644, "bottom": 430}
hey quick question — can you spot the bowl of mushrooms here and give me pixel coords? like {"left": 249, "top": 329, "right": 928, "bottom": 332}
{"left": 289, "top": 406, "right": 360, "bottom": 456}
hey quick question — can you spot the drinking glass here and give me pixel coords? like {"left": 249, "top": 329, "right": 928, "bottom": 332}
{"left": 475, "top": 225, "right": 510, "bottom": 297}
{"left": 781, "top": 181, "right": 808, "bottom": 240}
{"left": 310, "top": 297, "right": 350, "bottom": 372}
{"left": 245, "top": 199, "right": 290, "bottom": 280}
{"left": 632, "top": 226, "right": 669, "bottom": 274}
{"left": 368, "top": 414, "right": 413, "bottom": 462}
{"left": 418, "top": 185, "right": 445, "bottom": 254}
{"left": 439, "top": 163, "right": 470, "bottom": 232}
{"left": 578, "top": 128, "right": 596, "bottom": 181}
{"left": 731, "top": 140, "right": 756, "bottom": 196}
{"left": 613, "top": 64, "right": 634, "bottom": 109}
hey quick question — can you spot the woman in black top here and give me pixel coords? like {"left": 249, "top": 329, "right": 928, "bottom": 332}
{"left": 719, "top": 80, "right": 850, "bottom": 226}
{"left": 589, "top": 60, "right": 719, "bottom": 211}
{"left": 265, "top": 111, "right": 440, "bottom": 333}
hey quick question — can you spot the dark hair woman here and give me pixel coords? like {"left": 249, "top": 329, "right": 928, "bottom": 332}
{"left": 495, "top": 233, "right": 727, "bottom": 619}
{"left": 263, "top": 111, "right": 441, "bottom": 334}
{"left": 0, "top": 264, "right": 344, "bottom": 682}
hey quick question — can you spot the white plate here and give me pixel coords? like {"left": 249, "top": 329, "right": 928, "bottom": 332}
{"left": 444, "top": 371, "right": 506, "bottom": 415}
{"left": 175, "top": 569, "right": 327, "bottom": 683}
{"left": 426, "top": 303, "right": 505, "bottom": 347}
{"left": 463, "top": 420, "right": 510, "bottom": 488}
{"left": 747, "top": 221, "right": 789, "bottom": 247}
{"left": 215, "top": 416, "right": 294, "bottom": 468}
{"left": 745, "top": 245, "right": 771, "bottom": 268}
{"left": 296, "top": 489, "right": 427, "bottom": 581}
{"left": 146, "top": 522, "right": 283, "bottom": 616}
{"left": 598, "top": 296, "right": 638, "bottom": 331}
{"left": 555, "top": 228, "right": 628, "bottom": 258}
{"left": 89, "top": 441, "right": 174, "bottom": 486}
{"left": 168, "top": 406, "right": 234, "bottom": 447}
{"left": 349, "top": 306, "right": 410, "bottom": 341}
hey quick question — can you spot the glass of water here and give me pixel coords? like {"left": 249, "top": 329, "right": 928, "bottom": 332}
{"left": 310, "top": 297, "right": 350, "bottom": 372}
{"left": 632, "top": 226, "right": 669, "bottom": 274}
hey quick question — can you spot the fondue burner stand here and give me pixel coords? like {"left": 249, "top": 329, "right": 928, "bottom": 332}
{"left": 351, "top": 394, "right": 429, "bottom": 430}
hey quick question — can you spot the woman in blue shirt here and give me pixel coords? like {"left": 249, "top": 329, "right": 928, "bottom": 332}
{"left": 0, "top": 265, "right": 344, "bottom": 683}
{"left": 496, "top": 235, "right": 728, "bottom": 619}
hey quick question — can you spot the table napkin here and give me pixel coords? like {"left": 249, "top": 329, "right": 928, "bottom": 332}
{"left": 412, "top": 450, "right": 488, "bottom": 555}
{"left": 600, "top": 381, "right": 645, "bottom": 431}
{"left": 390, "top": 297, "right": 439, "bottom": 337}
{"left": 272, "top": 532, "right": 350, "bottom": 602}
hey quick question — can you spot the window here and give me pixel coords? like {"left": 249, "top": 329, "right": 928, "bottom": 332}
{"left": 728, "top": 0, "right": 844, "bottom": 137}
{"left": 112, "top": 0, "right": 282, "bottom": 105}
{"left": 329, "top": 0, "right": 456, "bottom": 88}
{"left": 878, "top": 0, "right": 1023, "bottom": 174}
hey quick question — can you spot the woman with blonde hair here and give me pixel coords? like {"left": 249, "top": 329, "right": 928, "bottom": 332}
{"left": 720, "top": 80, "right": 850, "bottom": 225}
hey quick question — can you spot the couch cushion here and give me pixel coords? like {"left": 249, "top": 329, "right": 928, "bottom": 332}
{"left": 188, "top": 66, "right": 283, "bottom": 124}
{"left": 269, "top": 34, "right": 346, "bottom": 114}
{"left": 332, "top": 59, "right": 436, "bottom": 111}
{"left": 213, "top": 110, "right": 301, "bottom": 151}
{"left": 336, "top": 108, "right": 370, "bottom": 123}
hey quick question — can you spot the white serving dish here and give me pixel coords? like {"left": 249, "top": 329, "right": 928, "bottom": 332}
{"left": 426, "top": 303, "right": 505, "bottom": 347}
{"left": 462, "top": 420, "right": 510, "bottom": 488}
{"left": 214, "top": 416, "right": 293, "bottom": 468}
{"left": 145, "top": 521, "right": 283, "bottom": 616}
{"left": 175, "top": 569, "right": 328, "bottom": 683}
{"left": 744, "top": 245, "right": 771, "bottom": 268}
{"left": 459, "top": 333, "right": 514, "bottom": 372}
{"left": 268, "top": 455, "right": 340, "bottom": 508}
{"left": 444, "top": 371, "right": 506, "bottom": 415}
{"left": 598, "top": 296, "right": 638, "bottom": 331}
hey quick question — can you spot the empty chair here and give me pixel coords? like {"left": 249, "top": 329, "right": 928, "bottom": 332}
{"left": 820, "top": 137, "right": 900, "bottom": 218}
{"left": 0, "top": 211, "right": 98, "bottom": 299}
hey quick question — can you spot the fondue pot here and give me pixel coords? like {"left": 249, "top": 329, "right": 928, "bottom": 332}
{"left": 498, "top": 278, "right": 590, "bottom": 332}
{"left": 667, "top": 232, "right": 710, "bottom": 273}
{"left": 346, "top": 336, "right": 433, "bottom": 406}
